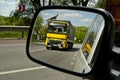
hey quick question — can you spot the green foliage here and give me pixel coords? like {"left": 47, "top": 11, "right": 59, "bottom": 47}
{"left": 95, "top": 0, "right": 106, "bottom": 8}
{"left": 51, "top": 0, "right": 71, "bottom": 5}
{"left": 32, "top": 15, "right": 46, "bottom": 41}
{"left": 0, "top": 16, "right": 8, "bottom": 25}
{"left": 0, "top": 0, "right": 90, "bottom": 39}
{"left": 30, "top": 0, "right": 90, "bottom": 9}
{"left": 0, "top": 15, "right": 31, "bottom": 26}
{"left": 75, "top": 26, "right": 88, "bottom": 43}
{"left": 34, "top": 15, "right": 44, "bottom": 35}
{"left": 0, "top": 15, "right": 30, "bottom": 38}
{"left": 0, "top": 31, "right": 28, "bottom": 38}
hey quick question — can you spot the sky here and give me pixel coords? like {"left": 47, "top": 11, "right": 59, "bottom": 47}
{"left": 0, "top": 0, "right": 98, "bottom": 17}
{"left": 39, "top": 9, "right": 97, "bottom": 27}
{"left": 0, "top": 0, "right": 19, "bottom": 17}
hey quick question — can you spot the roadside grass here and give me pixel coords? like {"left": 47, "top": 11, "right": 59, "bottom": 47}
{"left": 0, "top": 31, "right": 28, "bottom": 39}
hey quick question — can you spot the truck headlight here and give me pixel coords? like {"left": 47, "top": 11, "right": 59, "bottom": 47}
{"left": 61, "top": 40, "right": 64, "bottom": 44}
{"left": 47, "top": 38, "right": 50, "bottom": 43}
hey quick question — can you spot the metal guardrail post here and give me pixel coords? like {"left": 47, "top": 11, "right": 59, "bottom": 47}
{"left": 0, "top": 26, "right": 29, "bottom": 39}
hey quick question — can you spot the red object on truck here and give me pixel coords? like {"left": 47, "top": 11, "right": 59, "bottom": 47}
{"left": 106, "top": 0, "right": 120, "bottom": 46}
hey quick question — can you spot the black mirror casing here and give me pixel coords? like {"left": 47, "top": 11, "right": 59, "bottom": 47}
{"left": 90, "top": 10, "right": 115, "bottom": 80}
{"left": 26, "top": 6, "right": 115, "bottom": 80}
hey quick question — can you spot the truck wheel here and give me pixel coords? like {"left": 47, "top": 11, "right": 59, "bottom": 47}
{"left": 68, "top": 43, "right": 73, "bottom": 49}
{"left": 69, "top": 43, "right": 73, "bottom": 49}
{"left": 46, "top": 46, "right": 50, "bottom": 49}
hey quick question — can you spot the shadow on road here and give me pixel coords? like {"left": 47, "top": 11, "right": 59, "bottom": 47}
{"left": 49, "top": 47, "right": 80, "bottom": 52}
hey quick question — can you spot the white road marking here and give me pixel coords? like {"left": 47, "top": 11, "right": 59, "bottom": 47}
{"left": 70, "top": 62, "right": 74, "bottom": 65}
{"left": 72, "top": 57, "right": 76, "bottom": 60}
{"left": 74, "top": 55, "right": 77, "bottom": 57}
{"left": 111, "top": 69, "right": 120, "bottom": 76}
{"left": 0, "top": 66, "right": 46, "bottom": 75}
{"left": 30, "top": 48, "right": 46, "bottom": 52}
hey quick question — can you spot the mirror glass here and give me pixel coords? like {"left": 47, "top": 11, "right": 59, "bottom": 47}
{"left": 29, "top": 9, "right": 105, "bottom": 74}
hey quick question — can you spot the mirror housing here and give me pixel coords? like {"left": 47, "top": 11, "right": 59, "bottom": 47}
{"left": 26, "top": 6, "right": 115, "bottom": 77}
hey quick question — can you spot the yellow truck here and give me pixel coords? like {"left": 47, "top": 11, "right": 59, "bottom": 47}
{"left": 45, "top": 19, "right": 75, "bottom": 49}
{"left": 82, "top": 14, "right": 104, "bottom": 59}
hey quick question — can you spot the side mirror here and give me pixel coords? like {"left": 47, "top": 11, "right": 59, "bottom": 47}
{"left": 26, "top": 6, "right": 115, "bottom": 76}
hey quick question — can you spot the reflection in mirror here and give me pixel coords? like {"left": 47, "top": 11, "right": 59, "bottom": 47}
{"left": 29, "top": 9, "right": 105, "bottom": 74}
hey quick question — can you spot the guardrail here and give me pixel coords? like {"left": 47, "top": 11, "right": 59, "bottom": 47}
{"left": 0, "top": 26, "right": 30, "bottom": 38}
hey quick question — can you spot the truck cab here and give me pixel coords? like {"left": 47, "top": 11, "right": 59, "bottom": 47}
{"left": 45, "top": 19, "right": 75, "bottom": 49}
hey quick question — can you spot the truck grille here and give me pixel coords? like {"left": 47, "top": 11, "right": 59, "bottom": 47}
{"left": 50, "top": 40, "right": 61, "bottom": 44}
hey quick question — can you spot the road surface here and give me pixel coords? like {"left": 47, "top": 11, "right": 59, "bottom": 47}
{"left": 0, "top": 39, "right": 83, "bottom": 80}
{"left": 0, "top": 39, "right": 119, "bottom": 80}
{"left": 30, "top": 43, "right": 81, "bottom": 72}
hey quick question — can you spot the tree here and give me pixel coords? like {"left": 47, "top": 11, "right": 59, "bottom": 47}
{"left": 9, "top": 0, "right": 99, "bottom": 26}
{"left": 95, "top": 0, "right": 106, "bottom": 8}
{"left": 0, "top": 16, "right": 6, "bottom": 25}
{"left": 72, "top": 0, "right": 89, "bottom": 6}
{"left": 10, "top": 0, "right": 91, "bottom": 21}
{"left": 10, "top": 0, "right": 35, "bottom": 17}
{"left": 75, "top": 26, "right": 88, "bottom": 43}
{"left": 8, "top": 0, "right": 34, "bottom": 26}
{"left": 32, "top": 15, "right": 44, "bottom": 40}
{"left": 30, "top": 0, "right": 90, "bottom": 10}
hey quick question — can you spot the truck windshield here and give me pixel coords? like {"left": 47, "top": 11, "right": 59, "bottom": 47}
{"left": 48, "top": 24, "right": 67, "bottom": 34}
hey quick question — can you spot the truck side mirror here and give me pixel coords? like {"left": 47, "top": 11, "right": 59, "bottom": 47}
{"left": 26, "top": 6, "right": 115, "bottom": 77}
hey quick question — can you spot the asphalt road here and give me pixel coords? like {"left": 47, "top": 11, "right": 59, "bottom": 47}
{"left": 0, "top": 39, "right": 119, "bottom": 80}
{"left": 30, "top": 43, "right": 81, "bottom": 72}
{"left": 0, "top": 39, "right": 83, "bottom": 80}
